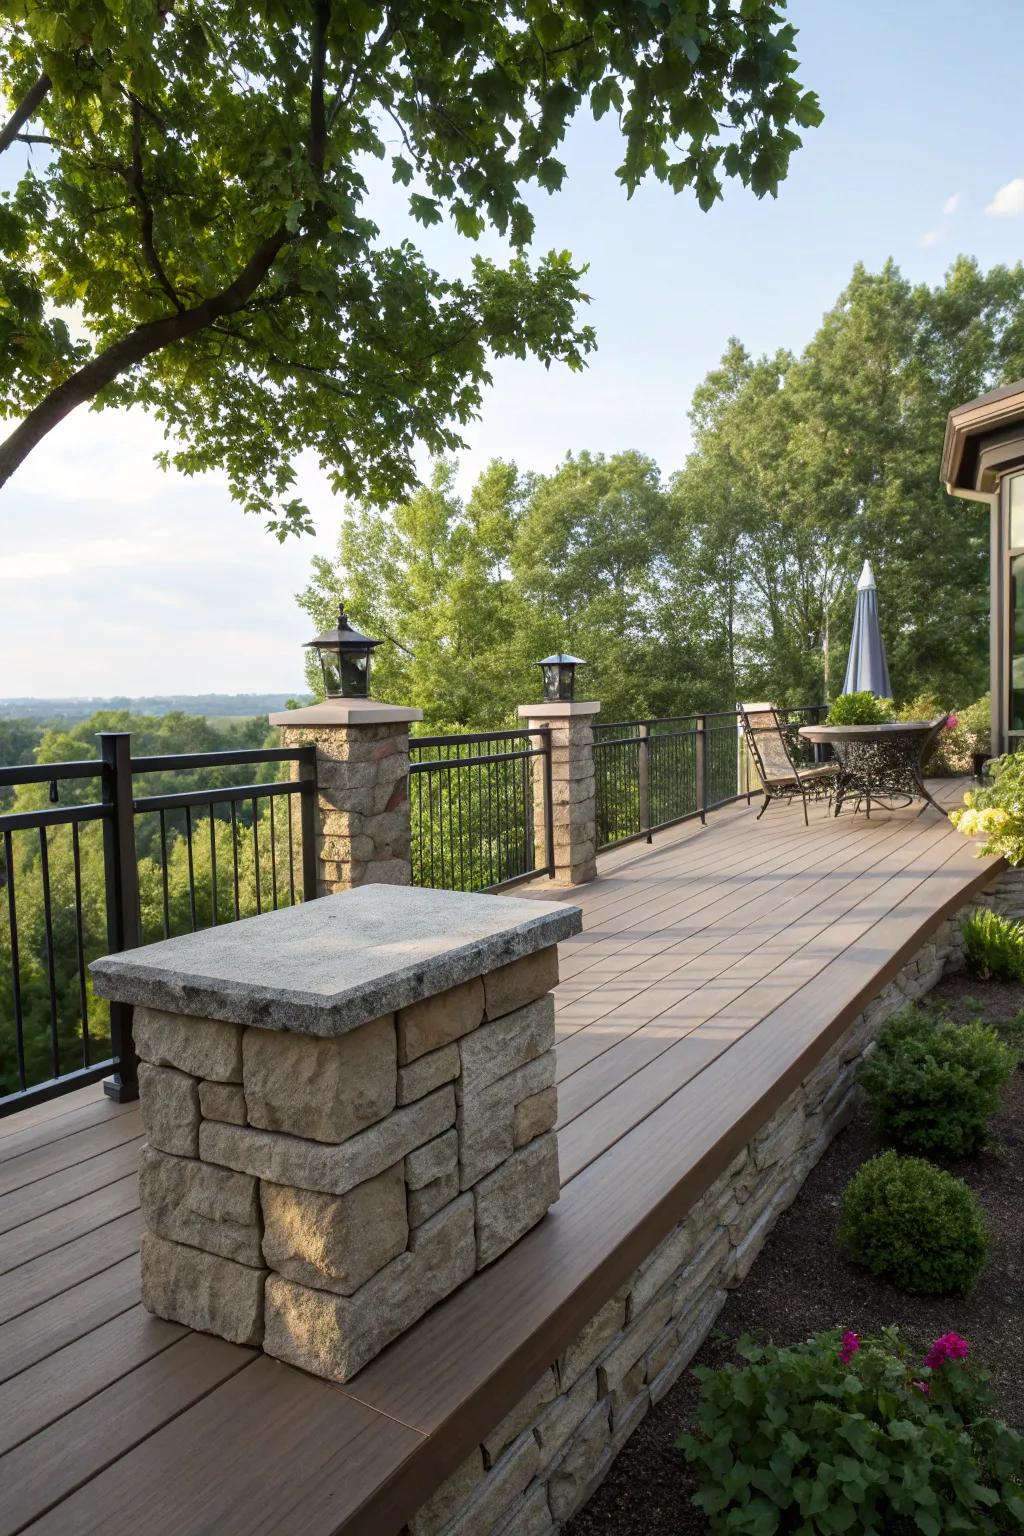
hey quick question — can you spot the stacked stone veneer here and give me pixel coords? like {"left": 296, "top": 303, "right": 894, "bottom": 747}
{"left": 398, "top": 898, "right": 1002, "bottom": 1536}
{"left": 279, "top": 720, "right": 413, "bottom": 893}
{"left": 135, "top": 944, "right": 561, "bottom": 1382}
{"left": 519, "top": 703, "right": 599, "bottom": 886}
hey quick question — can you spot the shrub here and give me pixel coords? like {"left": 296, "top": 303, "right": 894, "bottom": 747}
{"left": 679, "top": 1327, "right": 1024, "bottom": 1536}
{"left": 952, "top": 749, "right": 1024, "bottom": 865}
{"left": 859, "top": 1006, "right": 1014, "bottom": 1157}
{"left": 839, "top": 1150, "right": 987, "bottom": 1295}
{"left": 826, "top": 690, "right": 896, "bottom": 725}
{"left": 962, "top": 907, "right": 1024, "bottom": 982}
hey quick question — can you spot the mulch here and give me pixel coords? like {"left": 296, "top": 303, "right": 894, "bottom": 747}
{"left": 565, "top": 974, "right": 1024, "bottom": 1536}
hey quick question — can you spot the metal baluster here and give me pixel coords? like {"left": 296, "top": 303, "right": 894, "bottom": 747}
{"left": 159, "top": 809, "right": 171, "bottom": 938}
{"left": 230, "top": 802, "right": 241, "bottom": 920}
{"left": 71, "top": 822, "right": 90, "bottom": 1067}
{"left": 251, "top": 798, "right": 261, "bottom": 914}
{"left": 209, "top": 807, "right": 219, "bottom": 924}
{"left": 269, "top": 797, "right": 279, "bottom": 909}
{"left": 38, "top": 826, "right": 60, "bottom": 1080}
{"left": 185, "top": 806, "right": 197, "bottom": 931}
{"left": 5, "top": 831, "right": 27, "bottom": 1092}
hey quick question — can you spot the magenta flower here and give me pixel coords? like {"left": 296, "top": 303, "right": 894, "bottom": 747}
{"left": 912, "top": 1380, "right": 930, "bottom": 1396}
{"left": 946, "top": 714, "right": 959, "bottom": 729}
{"left": 839, "top": 1330, "right": 860, "bottom": 1365}
{"left": 924, "top": 1332, "right": 969, "bottom": 1371}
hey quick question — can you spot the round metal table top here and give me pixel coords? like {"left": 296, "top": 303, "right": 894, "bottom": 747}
{"left": 797, "top": 721, "right": 936, "bottom": 741}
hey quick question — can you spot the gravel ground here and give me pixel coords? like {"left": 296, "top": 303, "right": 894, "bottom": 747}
{"left": 566, "top": 974, "right": 1024, "bottom": 1536}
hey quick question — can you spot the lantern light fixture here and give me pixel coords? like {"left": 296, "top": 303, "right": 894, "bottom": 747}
{"left": 304, "top": 604, "right": 382, "bottom": 699}
{"left": 538, "top": 652, "right": 586, "bottom": 703}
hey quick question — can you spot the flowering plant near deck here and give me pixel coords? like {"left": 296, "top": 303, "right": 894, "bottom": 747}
{"left": 952, "top": 750, "right": 1024, "bottom": 864}
{"left": 679, "top": 1327, "right": 1024, "bottom": 1535}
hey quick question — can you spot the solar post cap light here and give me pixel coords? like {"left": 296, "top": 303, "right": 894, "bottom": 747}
{"left": 539, "top": 653, "right": 586, "bottom": 703}
{"left": 304, "top": 604, "right": 383, "bottom": 699}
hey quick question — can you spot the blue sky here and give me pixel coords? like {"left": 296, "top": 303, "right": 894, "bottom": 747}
{"left": 4, "top": 0, "right": 1024, "bottom": 698}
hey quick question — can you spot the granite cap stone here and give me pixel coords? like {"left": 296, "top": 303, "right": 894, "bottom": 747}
{"left": 90, "top": 884, "right": 581, "bottom": 1037}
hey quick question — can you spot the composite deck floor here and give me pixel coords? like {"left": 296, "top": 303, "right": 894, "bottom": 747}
{"left": 0, "top": 779, "right": 1001, "bottom": 1536}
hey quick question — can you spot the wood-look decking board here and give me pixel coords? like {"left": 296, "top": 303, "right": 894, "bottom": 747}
{"left": 0, "top": 781, "right": 1001, "bottom": 1536}
{"left": 0, "top": 1207, "right": 144, "bottom": 1326}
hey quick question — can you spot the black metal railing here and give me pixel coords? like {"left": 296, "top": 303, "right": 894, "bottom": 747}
{"left": 409, "top": 728, "right": 554, "bottom": 893}
{"left": 594, "top": 706, "right": 825, "bottom": 852}
{"left": 0, "top": 732, "right": 317, "bottom": 1118}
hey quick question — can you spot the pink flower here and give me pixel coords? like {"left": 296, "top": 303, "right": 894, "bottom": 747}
{"left": 839, "top": 1330, "right": 860, "bottom": 1365}
{"left": 946, "top": 714, "right": 959, "bottom": 729}
{"left": 912, "top": 1380, "right": 930, "bottom": 1396}
{"left": 924, "top": 1332, "right": 969, "bottom": 1371}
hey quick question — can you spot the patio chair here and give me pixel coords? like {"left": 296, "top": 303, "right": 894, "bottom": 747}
{"left": 738, "top": 702, "right": 839, "bottom": 826}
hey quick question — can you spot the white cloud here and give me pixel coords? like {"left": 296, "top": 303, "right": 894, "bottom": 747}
{"left": 921, "top": 228, "right": 941, "bottom": 247}
{"left": 986, "top": 178, "right": 1024, "bottom": 217}
{"left": 942, "top": 192, "right": 961, "bottom": 215}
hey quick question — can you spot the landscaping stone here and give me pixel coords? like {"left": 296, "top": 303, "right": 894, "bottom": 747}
{"left": 458, "top": 996, "right": 555, "bottom": 1093}
{"left": 397, "top": 1042, "right": 460, "bottom": 1105}
{"left": 242, "top": 1015, "right": 396, "bottom": 1141}
{"left": 474, "top": 1131, "right": 560, "bottom": 1266}
{"left": 396, "top": 977, "right": 484, "bottom": 1064}
{"left": 408, "top": 1168, "right": 459, "bottom": 1228}
{"left": 482, "top": 1369, "right": 559, "bottom": 1467}
{"left": 514, "top": 1085, "right": 558, "bottom": 1147}
{"left": 139, "top": 1145, "right": 262, "bottom": 1266}
{"left": 134, "top": 1007, "right": 242, "bottom": 1081}
{"left": 140, "top": 1232, "right": 265, "bottom": 1345}
{"left": 198, "top": 1080, "right": 247, "bottom": 1125}
{"left": 483, "top": 946, "right": 560, "bottom": 1020}
{"left": 137, "top": 1062, "right": 200, "bottom": 1157}
{"left": 405, "top": 1128, "right": 458, "bottom": 1190}
{"left": 199, "top": 1084, "right": 456, "bottom": 1195}
{"left": 260, "top": 1163, "right": 408, "bottom": 1294}
{"left": 263, "top": 1194, "right": 475, "bottom": 1381}
{"left": 407, "top": 1449, "right": 484, "bottom": 1536}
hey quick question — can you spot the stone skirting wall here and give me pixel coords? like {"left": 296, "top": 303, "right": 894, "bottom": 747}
{"left": 135, "top": 944, "right": 561, "bottom": 1382}
{"left": 400, "top": 896, "right": 1000, "bottom": 1536}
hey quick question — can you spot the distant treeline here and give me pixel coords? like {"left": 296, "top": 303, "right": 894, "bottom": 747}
{"left": 0, "top": 693, "right": 313, "bottom": 725}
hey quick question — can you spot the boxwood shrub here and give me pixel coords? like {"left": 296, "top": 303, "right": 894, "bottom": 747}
{"left": 680, "top": 1327, "right": 1024, "bottom": 1536}
{"left": 839, "top": 1151, "right": 987, "bottom": 1295}
{"left": 859, "top": 1006, "right": 1013, "bottom": 1158}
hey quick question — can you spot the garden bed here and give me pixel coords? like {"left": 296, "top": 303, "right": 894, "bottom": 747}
{"left": 566, "top": 972, "right": 1024, "bottom": 1536}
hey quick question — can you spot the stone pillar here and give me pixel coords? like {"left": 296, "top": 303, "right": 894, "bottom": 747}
{"left": 90, "top": 884, "right": 581, "bottom": 1383}
{"left": 517, "top": 700, "right": 601, "bottom": 886}
{"left": 269, "top": 698, "right": 423, "bottom": 894}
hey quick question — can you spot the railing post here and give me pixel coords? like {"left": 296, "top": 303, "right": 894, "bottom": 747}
{"left": 269, "top": 699, "right": 423, "bottom": 893}
{"left": 98, "top": 732, "right": 140, "bottom": 1102}
{"left": 540, "top": 725, "right": 556, "bottom": 878}
{"left": 696, "top": 714, "right": 707, "bottom": 825}
{"left": 298, "top": 745, "right": 319, "bottom": 900}
{"left": 517, "top": 698, "right": 600, "bottom": 886}
{"left": 638, "top": 722, "right": 652, "bottom": 843}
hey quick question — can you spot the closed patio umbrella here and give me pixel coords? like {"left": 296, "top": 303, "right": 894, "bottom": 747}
{"left": 842, "top": 559, "right": 892, "bottom": 698}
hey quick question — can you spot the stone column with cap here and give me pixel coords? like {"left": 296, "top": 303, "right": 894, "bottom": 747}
{"left": 270, "top": 697, "right": 422, "bottom": 894}
{"left": 517, "top": 698, "right": 600, "bottom": 886}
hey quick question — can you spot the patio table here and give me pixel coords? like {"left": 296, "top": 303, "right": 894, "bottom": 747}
{"left": 798, "top": 720, "right": 949, "bottom": 818}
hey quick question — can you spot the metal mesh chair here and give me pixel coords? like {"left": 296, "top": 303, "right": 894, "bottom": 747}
{"left": 738, "top": 702, "right": 839, "bottom": 826}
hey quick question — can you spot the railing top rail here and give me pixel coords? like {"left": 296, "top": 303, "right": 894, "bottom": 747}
{"left": 410, "top": 726, "right": 549, "bottom": 750}
{"left": 0, "top": 758, "right": 109, "bottom": 788}
{"left": 130, "top": 744, "right": 314, "bottom": 774}
{"left": 133, "top": 778, "right": 315, "bottom": 815}
{"left": 411, "top": 744, "right": 548, "bottom": 772}
{"left": 592, "top": 733, "right": 646, "bottom": 750}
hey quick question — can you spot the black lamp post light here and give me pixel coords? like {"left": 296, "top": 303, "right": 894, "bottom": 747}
{"left": 539, "top": 653, "right": 586, "bottom": 703}
{"left": 305, "top": 604, "right": 382, "bottom": 699}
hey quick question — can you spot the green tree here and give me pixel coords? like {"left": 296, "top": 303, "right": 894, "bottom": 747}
{"left": 0, "top": 2, "right": 820, "bottom": 532}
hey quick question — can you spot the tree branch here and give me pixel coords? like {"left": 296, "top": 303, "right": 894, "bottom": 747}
{"left": 308, "top": 0, "right": 329, "bottom": 177}
{"left": 0, "top": 71, "right": 51, "bottom": 156}
{"left": 128, "top": 97, "right": 183, "bottom": 312}
{"left": 0, "top": 223, "right": 290, "bottom": 491}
